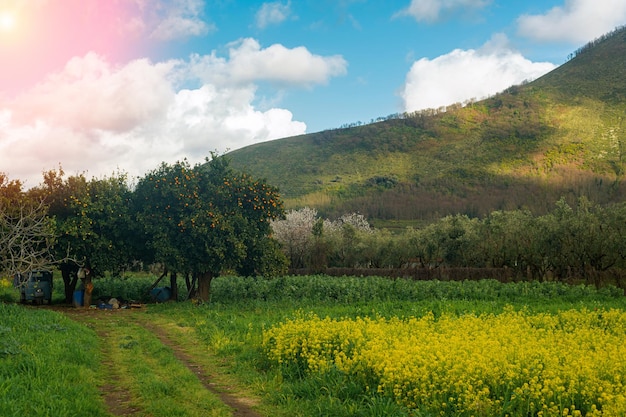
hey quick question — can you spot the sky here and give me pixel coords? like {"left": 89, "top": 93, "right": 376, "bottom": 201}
{"left": 1, "top": 0, "right": 625, "bottom": 188}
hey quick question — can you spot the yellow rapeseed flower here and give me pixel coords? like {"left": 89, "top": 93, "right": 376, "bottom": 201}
{"left": 263, "top": 309, "right": 626, "bottom": 416}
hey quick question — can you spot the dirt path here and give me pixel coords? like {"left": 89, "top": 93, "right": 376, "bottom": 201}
{"left": 59, "top": 307, "right": 263, "bottom": 417}
{"left": 137, "top": 319, "right": 262, "bottom": 417}
{"left": 58, "top": 307, "right": 143, "bottom": 416}
{"left": 97, "top": 327, "right": 143, "bottom": 417}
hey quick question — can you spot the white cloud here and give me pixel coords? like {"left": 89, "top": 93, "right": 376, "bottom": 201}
{"left": 517, "top": 0, "right": 626, "bottom": 44}
{"left": 186, "top": 38, "right": 348, "bottom": 87}
{"left": 0, "top": 40, "right": 344, "bottom": 187}
{"left": 400, "top": 34, "right": 556, "bottom": 112}
{"left": 10, "top": 53, "right": 176, "bottom": 132}
{"left": 396, "top": 0, "right": 491, "bottom": 22}
{"left": 149, "top": 0, "right": 214, "bottom": 40}
{"left": 256, "top": 1, "right": 292, "bottom": 29}
{"left": 151, "top": 15, "right": 212, "bottom": 40}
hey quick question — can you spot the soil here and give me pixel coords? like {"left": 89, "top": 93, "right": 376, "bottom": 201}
{"left": 57, "top": 305, "right": 263, "bottom": 417}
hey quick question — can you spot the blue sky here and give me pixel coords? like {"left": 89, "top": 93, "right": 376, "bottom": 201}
{"left": 1, "top": 0, "right": 625, "bottom": 187}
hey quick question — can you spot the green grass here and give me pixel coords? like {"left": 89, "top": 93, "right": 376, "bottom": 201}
{"left": 79, "top": 314, "right": 233, "bottom": 417}
{"left": 145, "top": 276, "right": 626, "bottom": 417}
{"left": 3, "top": 276, "right": 626, "bottom": 416}
{"left": 0, "top": 303, "right": 109, "bottom": 417}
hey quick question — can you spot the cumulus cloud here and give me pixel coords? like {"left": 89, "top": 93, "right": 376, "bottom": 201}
{"left": 517, "top": 0, "right": 626, "bottom": 43}
{"left": 396, "top": 0, "right": 491, "bottom": 22}
{"left": 400, "top": 34, "right": 556, "bottom": 112}
{"left": 0, "top": 40, "right": 343, "bottom": 187}
{"left": 256, "top": 1, "right": 292, "bottom": 29}
{"left": 10, "top": 53, "right": 176, "bottom": 132}
{"left": 186, "top": 38, "right": 348, "bottom": 87}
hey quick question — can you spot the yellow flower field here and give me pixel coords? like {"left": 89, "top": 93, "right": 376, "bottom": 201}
{"left": 263, "top": 308, "right": 626, "bottom": 417}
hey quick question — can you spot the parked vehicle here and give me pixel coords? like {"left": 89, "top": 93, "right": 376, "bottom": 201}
{"left": 14, "top": 270, "right": 53, "bottom": 305}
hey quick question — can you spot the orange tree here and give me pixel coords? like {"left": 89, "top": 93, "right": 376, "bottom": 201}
{"left": 32, "top": 168, "right": 136, "bottom": 304}
{"left": 133, "top": 155, "right": 286, "bottom": 301}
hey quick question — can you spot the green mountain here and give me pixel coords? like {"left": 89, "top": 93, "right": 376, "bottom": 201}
{"left": 228, "top": 27, "right": 626, "bottom": 225}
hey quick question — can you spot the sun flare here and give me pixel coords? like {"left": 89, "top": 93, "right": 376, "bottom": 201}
{"left": 0, "top": 11, "right": 16, "bottom": 32}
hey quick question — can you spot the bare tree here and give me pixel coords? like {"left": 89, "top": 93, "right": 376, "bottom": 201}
{"left": 0, "top": 197, "right": 55, "bottom": 280}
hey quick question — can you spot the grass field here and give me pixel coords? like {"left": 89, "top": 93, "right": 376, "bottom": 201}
{"left": 0, "top": 302, "right": 109, "bottom": 417}
{"left": 1, "top": 275, "right": 625, "bottom": 416}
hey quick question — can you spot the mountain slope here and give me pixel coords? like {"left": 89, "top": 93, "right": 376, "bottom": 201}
{"left": 227, "top": 27, "right": 626, "bottom": 223}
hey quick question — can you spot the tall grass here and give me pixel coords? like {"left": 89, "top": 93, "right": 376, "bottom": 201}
{"left": 0, "top": 303, "right": 108, "bottom": 417}
{"left": 92, "top": 274, "right": 159, "bottom": 302}
{"left": 0, "top": 277, "right": 15, "bottom": 303}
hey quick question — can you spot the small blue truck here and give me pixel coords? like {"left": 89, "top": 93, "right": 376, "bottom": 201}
{"left": 14, "top": 270, "right": 54, "bottom": 305}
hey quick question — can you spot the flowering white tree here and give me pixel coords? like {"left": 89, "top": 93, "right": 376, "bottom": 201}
{"left": 271, "top": 207, "right": 319, "bottom": 268}
{"left": 336, "top": 212, "right": 373, "bottom": 233}
{"left": 271, "top": 207, "right": 374, "bottom": 269}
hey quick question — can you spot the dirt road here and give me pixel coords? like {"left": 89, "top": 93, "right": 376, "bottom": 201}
{"left": 60, "top": 307, "right": 263, "bottom": 417}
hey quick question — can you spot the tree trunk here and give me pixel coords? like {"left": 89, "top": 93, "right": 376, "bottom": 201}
{"left": 185, "top": 273, "right": 197, "bottom": 300}
{"left": 170, "top": 271, "right": 178, "bottom": 301}
{"left": 60, "top": 263, "right": 79, "bottom": 304}
{"left": 83, "top": 267, "right": 93, "bottom": 309}
{"left": 197, "top": 271, "right": 213, "bottom": 302}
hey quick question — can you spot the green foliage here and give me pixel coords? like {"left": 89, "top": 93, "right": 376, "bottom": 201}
{"left": 133, "top": 155, "right": 285, "bottom": 298}
{"left": 237, "top": 236, "right": 289, "bottom": 277}
{"left": 34, "top": 167, "right": 135, "bottom": 276}
{"left": 91, "top": 274, "right": 160, "bottom": 302}
{"left": 534, "top": 25, "right": 626, "bottom": 103}
{"left": 5, "top": 156, "right": 287, "bottom": 302}
{"left": 0, "top": 303, "right": 109, "bottom": 416}
{"left": 26, "top": 167, "right": 136, "bottom": 302}
{"left": 208, "top": 275, "right": 624, "bottom": 306}
{"left": 274, "top": 199, "right": 626, "bottom": 285}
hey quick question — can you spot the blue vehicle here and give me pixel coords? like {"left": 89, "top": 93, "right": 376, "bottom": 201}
{"left": 14, "top": 270, "right": 54, "bottom": 305}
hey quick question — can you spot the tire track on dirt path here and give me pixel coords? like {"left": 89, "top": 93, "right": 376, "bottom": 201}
{"left": 97, "top": 328, "right": 143, "bottom": 416}
{"left": 58, "top": 308, "right": 143, "bottom": 417}
{"left": 56, "top": 306, "right": 264, "bottom": 417}
{"left": 135, "top": 319, "right": 264, "bottom": 417}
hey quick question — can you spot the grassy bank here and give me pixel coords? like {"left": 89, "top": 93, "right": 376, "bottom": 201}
{"left": 0, "top": 303, "right": 108, "bottom": 417}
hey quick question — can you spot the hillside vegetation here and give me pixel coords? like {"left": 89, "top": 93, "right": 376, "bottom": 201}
{"left": 228, "top": 27, "right": 626, "bottom": 224}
